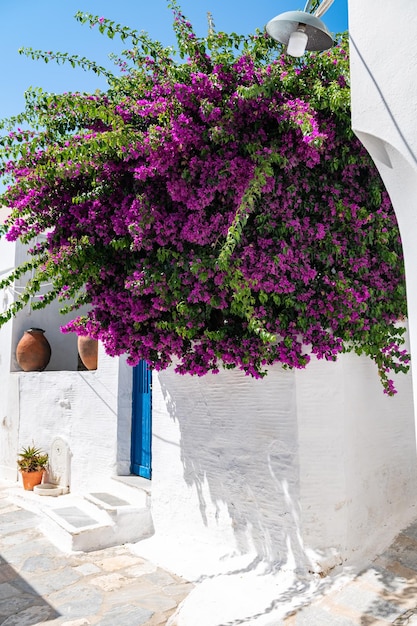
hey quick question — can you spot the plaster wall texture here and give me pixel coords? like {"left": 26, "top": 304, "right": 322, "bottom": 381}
{"left": 0, "top": 232, "right": 133, "bottom": 486}
{"left": 349, "top": 0, "right": 417, "bottom": 422}
{"left": 0, "top": 234, "right": 94, "bottom": 480}
{"left": 0, "top": 235, "right": 18, "bottom": 480}
{"left": 297, "top": 351, "right": 417, "bottom": 566}
{"left": 145, "top": 364, "right": 304, "bottom": 579}
{"left": 138, "top": 350, "right": 417, "bottom": 582}
{"left": 1, "top": 345, "right": 133, "bottom": 491}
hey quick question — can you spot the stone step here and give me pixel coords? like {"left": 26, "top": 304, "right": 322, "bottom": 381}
{"left": 41, "top": 498, "right": 153, "bottom": 553}
{"left": 110, "top": 475, "right": 152, "bottom": 506}
{"left": 6, "top": 480, "right": 154, "bottom": 553}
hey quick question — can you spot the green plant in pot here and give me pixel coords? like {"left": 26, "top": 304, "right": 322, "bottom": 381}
{"left": 17, "top": 445, "right": 49, "bottom": 491}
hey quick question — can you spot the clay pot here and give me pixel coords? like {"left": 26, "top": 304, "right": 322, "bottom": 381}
{"left": 77, "top": 335, "right": 98, "bottom": 370}
{"left": 16, "top": 328, "right": 51, "bottom": 372}
{"left": 20, "top": 470, "right": 45, "bottom": 491}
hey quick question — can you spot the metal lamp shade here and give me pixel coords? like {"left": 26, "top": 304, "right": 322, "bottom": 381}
{"left": 265, "top": 10, "right": 334, "bottom": 52}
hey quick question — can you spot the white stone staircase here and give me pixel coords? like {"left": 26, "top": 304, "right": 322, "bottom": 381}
{"left": 6, "top": 476, "right": 154, "bottom": 552}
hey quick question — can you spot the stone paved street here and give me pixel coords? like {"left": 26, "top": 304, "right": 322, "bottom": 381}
{"left": 0, "top": 487, "right": 193, "bottom": 625}
{"left": 273, "top": 519, "right": 417, "bottom": 626}
{"left": 4, "top": 477, "right": 417, "bottom": 625}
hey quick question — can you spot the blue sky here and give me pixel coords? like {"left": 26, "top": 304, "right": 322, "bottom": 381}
{"left": 0, "top": 0, "right": 348, "bottom": 121}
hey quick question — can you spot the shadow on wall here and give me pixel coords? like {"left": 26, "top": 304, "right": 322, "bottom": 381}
{"left": 158, "top": 368, "right": 312, "bottom": 577}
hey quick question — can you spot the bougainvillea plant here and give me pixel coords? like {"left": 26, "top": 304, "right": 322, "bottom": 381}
{"left": 0, "top": 1, "right": 409, "bottom": 393}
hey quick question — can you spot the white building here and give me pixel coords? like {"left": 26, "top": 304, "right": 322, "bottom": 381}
{"left": 1, "top": 226, "right": 416, "bottom": 623}
{"left": 1, "top": 3, "right": 417, "bottom": 621}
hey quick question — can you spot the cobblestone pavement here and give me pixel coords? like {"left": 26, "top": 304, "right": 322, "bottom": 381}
{"left": 275, "top": 519, "right": 417, "bottom": 626}
{"left": 3, "top": 479, "right": 417, "bottom": 626}
{"left": 0, "top": 487, "right": 193, "bottom": 625}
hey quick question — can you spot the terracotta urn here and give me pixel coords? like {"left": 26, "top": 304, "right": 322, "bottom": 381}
{"left": 77, "top": 335, "right": 98, "bottom": 370}
{"left": 16, "top": 328, "right": 51, "bottom": 372}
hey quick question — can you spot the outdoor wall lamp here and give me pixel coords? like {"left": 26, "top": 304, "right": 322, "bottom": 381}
{"left": 266, "top": 0, "right": 334, "bottom": 57}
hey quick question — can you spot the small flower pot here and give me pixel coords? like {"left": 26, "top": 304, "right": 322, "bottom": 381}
{"left": 20, "top": 470, "right": 45, "bottom": 491}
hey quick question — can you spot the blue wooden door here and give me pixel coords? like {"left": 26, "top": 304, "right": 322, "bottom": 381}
{"left": 131, "top": 361, "right": 152, "bottom": 479}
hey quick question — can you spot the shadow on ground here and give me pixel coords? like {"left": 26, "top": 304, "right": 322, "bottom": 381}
{"left": 0, "top": 507, "right": 60, "bottom": 624}
{"left": 357, "top": 519, "right": 417, "bottom": 625}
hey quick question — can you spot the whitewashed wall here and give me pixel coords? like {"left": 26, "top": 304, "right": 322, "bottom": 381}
{"left": 0, "top": 342, "right": 133, "bottom": 490}
{"left": 0, "top": 213, "right": 134, "bottom": 486}
{"left": 137, "top": 350, "right": 416, "bottom": 582}
{"left": 349, "top": 0, "right": 417, "bottom": 425}
{"left": 144, "top": 364, "right": 304, "bottom": 578}
{"left": 297, "top": 353, "right": 417, "bottom": 567}
{"left": 8, "top": 338, "right": 411, "bottom": 580}
{"left": 0, "top": 225, "right": 19, "bottom": 480}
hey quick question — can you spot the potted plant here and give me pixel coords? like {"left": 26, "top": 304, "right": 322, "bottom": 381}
{"left": 17, "top": 445, "right": 49, "bottom": 491}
